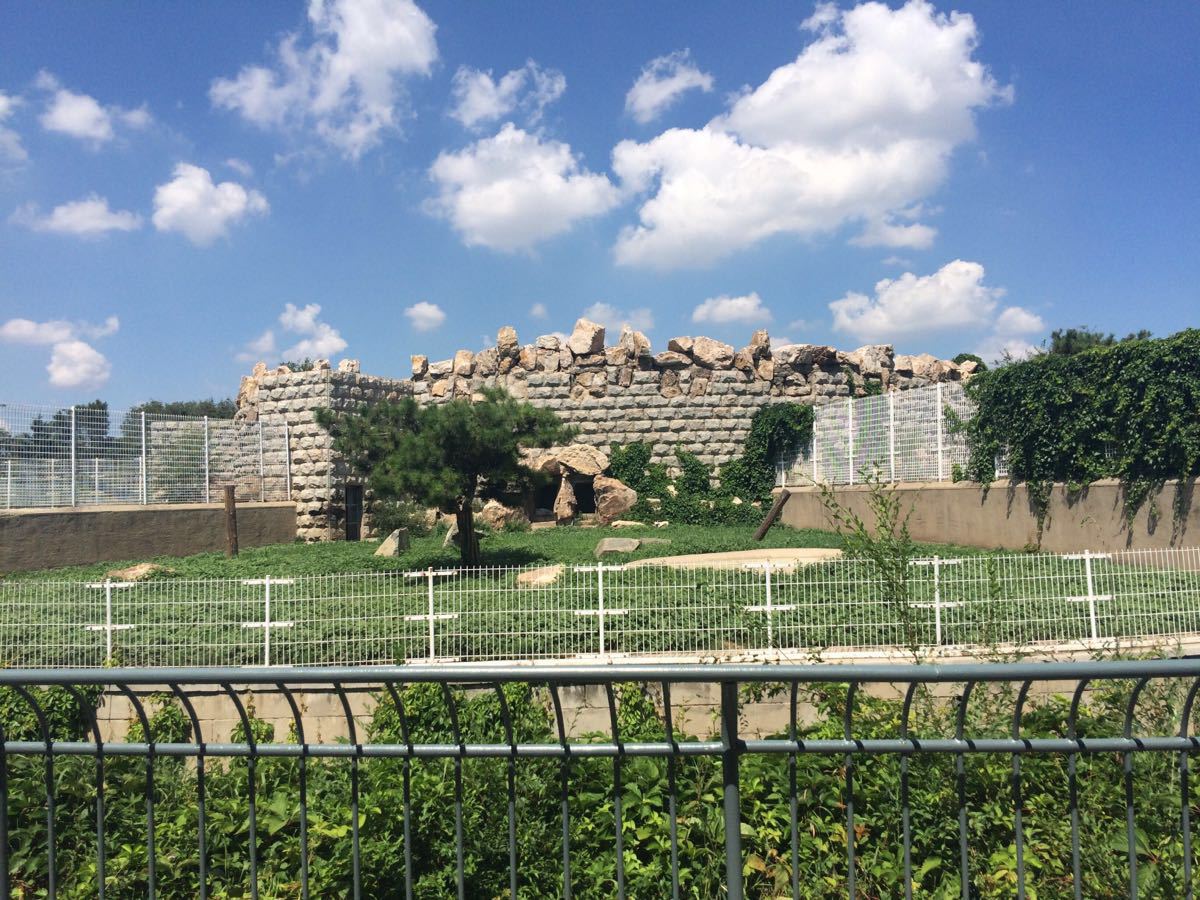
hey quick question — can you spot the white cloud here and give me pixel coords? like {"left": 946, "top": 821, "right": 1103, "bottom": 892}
{"left": 225, "top": 157, "right": 254, "bottom": 177}
{"left": 241, "top": 302, "right": 347, "bottom": 362}
{"left": 429, "top": 123, "right": 620, "bottom": 252}
{"left": 404, "top": 300, "right": 445, "bottom": 332}
{"left": 881, "top": 255, "right": 912, "bottom": 267}
{"left": 210, "top": 0, "right": 438, "bottom": 159}
{"left": 152, "top": 163, "right": 268, "bottom": 246}
{"left": 581, "top": 302, "right": 654, "bottom": 335}
{"left": 0, "top": 91, "right": 27, "bottom": 164}
{"left": 449, "top": 60, "right": 565, "bottom": 130}
{"left": 47, "top": 340, "right": 111, "bottom": 388}
{"left": 829, "top": 259, "right": 1004, "bottom": 342}
{"left": 11, "top": 194, "right": 142, "bottom": 237}
{"left": 0, "top": 315, "right": 119, "bottom": 388}
{"left": 850, "top": 214, "right": 937, "bottom": 250}
{"left": 35, "top": 71, "right": 150, "bottom": 145}
{"left": 692, "top": 292, "right": 772, "bottom": 325}
{"left": 625, "top": 50, "right": 714, "bottom": 124}
{"left": 529, "top": 302, "right": 548, "bottom": 319}
{"left": 612, "top": 0, "right": 1009, "bottom": 269}
{"left": 976, "top": 304, "right": 1046, "bottom": 362}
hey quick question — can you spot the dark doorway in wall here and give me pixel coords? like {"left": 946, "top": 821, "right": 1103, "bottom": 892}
{"left": 345, "top": 484, "right": 364, "bottom": 541}
{"left": 533, "top": 481, "right": 557, "bottom": 518}
{"left": 571, "top": 476, "right": 596, "bottom": 514}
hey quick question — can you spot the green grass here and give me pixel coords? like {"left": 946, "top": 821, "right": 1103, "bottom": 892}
{"left": 3, "top": 525, "right": 1197, "bottom": 669}
{"left": 2, "top": 522, "right": 984, "bottom": 583}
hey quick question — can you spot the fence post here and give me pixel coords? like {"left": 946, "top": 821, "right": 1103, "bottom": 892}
{"left": 401, "top": 569, "right": 459, "bottom": 662}
{"left": 258, "top": 421, "right": 266, "bottom": 502}
{"left": 284, "top": 421, "right": 292, "bottom": 501}
{"left": 936, "top": 382, "right": 945, "bottom": 481}
{"left": 240, "top": 576, "right": 296, "bottom": 666}
{"left": 70, "top": 406, "right": 76, "bottom": 507}
{"left": 742, "top": 562, "right": 797, "bottom": 649}
{"left": 847, "top": 397, "right": 855, "bottom": 485}
{"left": 5, "top": 459, "right": 10, "bottom": 509}
{"left": 573, "top": 565, "right": 629, "bottom": 657}
{"left": 720, "top": 681, "right": 745, "bottom": 900}
{"left": 888, "top": 392, "right": 896, "bottom": 483}
{"left": 810, "top": 427, "right": 818, "bottom": 483}
{"left": 1065, "top": 551, "right": 1113, "bottom": 642}
{"left": 203, "top": 415, "right": 211, "bottom": 504}
{"left": 910, "top": 557, "right": 964, "bottom": 646}
{"left": 140, "top": 411, "right": 147, "bottom": 505}
{"left": 84, "top": 580, "right": 136, "bottom": 665}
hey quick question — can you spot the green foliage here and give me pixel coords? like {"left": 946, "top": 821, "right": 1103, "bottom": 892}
{"left": 1048, "top": 326, "right": 1152, "bottom": 356}
{"left": 608, "top": 442, "right": 669, "bottom": 496}
{"left": 276, "top": 357, "right": 316, "bottom": 371}
{"left": 960, "top": 328, "right": 1200, "bottom": 535}
{"left": 719, "top": 403, "right": 814, "bottom": 504}
{"left": 131, "top": 398, "right": 237, "bottom": 419}
{"left": 4, "top": 677, "right": 1197, "bottom": 897}
{"left": 953, "top": 352, "right": 987, "bottom": 372}
{"left": 318, "top": 389, "right": 573, "bottom": 564}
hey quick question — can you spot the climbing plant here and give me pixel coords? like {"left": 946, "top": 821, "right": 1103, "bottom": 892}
{"left": 959, "top": 328, "right": 1200, "bottom": 533}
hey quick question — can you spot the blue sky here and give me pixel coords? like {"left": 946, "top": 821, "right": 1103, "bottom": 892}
{"left": 1, "top": 0, "right": 1197, "bottom": 408}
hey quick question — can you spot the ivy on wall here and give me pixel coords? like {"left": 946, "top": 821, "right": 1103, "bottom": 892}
{"left": 610, "top": 402, "right": 814, "bottom": 526}
{"left": 959, "top": 328, "right": 1200, "bottom": 531}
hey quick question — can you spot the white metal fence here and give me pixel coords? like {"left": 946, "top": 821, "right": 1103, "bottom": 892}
{"left": 776, "top": 381, "right": 1002, "bottom": 487}
{"left": 0, "top": 401, "right": 291, "bottom": 508}
{"left": 2, "top": 547, "right": 1198, "bottom": 668}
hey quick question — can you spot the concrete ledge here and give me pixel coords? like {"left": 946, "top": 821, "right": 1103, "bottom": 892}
{"left": 778, "top": 478, "right": 1199, "bottom": 553}
{"left": 0, "top": 501, "right": 297, "bottom": 573}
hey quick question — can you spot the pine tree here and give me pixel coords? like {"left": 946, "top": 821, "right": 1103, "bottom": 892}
{"left": 319, "top": 388, "right": 573, "bottom": 565}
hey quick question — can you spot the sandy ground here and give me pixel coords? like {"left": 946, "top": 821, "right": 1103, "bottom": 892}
{"left": 625, "top": 547, "right": 842, "bottom": 571}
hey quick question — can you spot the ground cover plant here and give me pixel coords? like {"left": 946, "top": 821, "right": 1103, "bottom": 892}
{"left": 1, "top": 674, "right": 1197, "bottom": 898}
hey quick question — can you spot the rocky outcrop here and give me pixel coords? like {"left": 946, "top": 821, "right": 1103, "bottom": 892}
{"left": 593, "top": 475, "right": 637, "bottom": 524}
{"left": 478, "top": 499, "right": 529, "bottom": 530}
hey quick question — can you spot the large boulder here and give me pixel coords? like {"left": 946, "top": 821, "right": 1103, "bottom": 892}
{"left": 517, "top": 564, "right": 564, "bottom": 586}
{"left": 654, "top": 350, "right": 692, "bottom": 369}
{"left": 555, "top": 444, "right": 609, "bottom": 476}
{"left": 566, "top": 318, "right": 605, "bottom": 356}
{"left": 595, "top": 537, "right": 640, "bottom": 558}
{"left": 411, "top": 355, "right": 429, "bottom": 377}
{"left": 453, "top": 349, "right": 474, "bottom": 376}
{"left": 374, "top": 528, "right": 410, "bottom": 557}
{"left": 618, "top": 327, "right": 651, "bottom": 359}
{"left": 691, "top": 336, "right": 734, "bottom": 369}
{"left": 106, "top": 562, "right": 173, "bottom": 582}
{"left": 554, "top": 477, "right": 578, "bottom": 524}
{"left": 593, "top": 475, "right": 637, "bottom": 524}
{"left": 496, "top": 325, "right": 520, "bottom": 358}
{"left": 667, "top": 336, "right": 694, "bottom": 354}
{"left": 479, "top": 499, "right": 529, "bottom": 530}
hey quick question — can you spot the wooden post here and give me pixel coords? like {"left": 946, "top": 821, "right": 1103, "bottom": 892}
{"left": 224, "top": 484, "right": 239, "bottom": 558}
{"left": 753, "top": 489, "right": 791, "bottom": 541}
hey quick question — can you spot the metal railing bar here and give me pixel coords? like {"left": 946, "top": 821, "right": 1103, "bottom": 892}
{"left": 62, "top": 685, "right": 106, "bottom": 900}
{"left": 720, "top": 681, "right": 744, "bottom": 900}
{"left": 605, "top": 682, "right": 627, "bottom": 900}
{"left": 844, "top": 681, "right": 858, "bottom": 897}
{"left": 440, "top": 683, "right": 466, "bottom": 900}
{"left": 276, "top": 682, "right": 309, "bottom": 900}
{"left": 548, "top": 683, "right": 572, "bottom": 900}
{"left": 1180, "top": 678, "right": 1200, "bottom": 899}
{"left": 900, "top": 681, "right": 919, "bottom": 900}
{"left": 382, "top": 682, "right": 415, "bottom": 900}
{"left": 6, "top": 733, "right": 1200, "bottom": 759}
{"left": 491, "top": 683, "right": 519, "bottom": 900}
{"left": 661, "top": 680, "right": 681, "bottom": 900}
{"left": 168, "top": 684, "right": 208, "bottom": 900}
{"left": 333, "top": 684, "right": 363, "bottom": 900}
{"left": 10, "top": 657, "right": 1200, "bottom": 686}
{"left": 1124, "top": 676, "right": 1151, "bottom": 899}
{"left": 12, "top": 685, "right": 57, "bottom": 900}
{"left": 1011, "top": 679, "right": 1033, "bottom": 900}
{"left": 1068, "top": 678, "right": 1089, "bottom": 899}
{"left": 220, "top": 683, "right": 259, "bottom": 900}
{"left": 955, "top": 681, "right": 976, "bottom": 899}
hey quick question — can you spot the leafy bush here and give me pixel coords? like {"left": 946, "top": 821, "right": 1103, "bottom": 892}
{"left": 719, "top": 403, "right": 814, "bottom": 504}
{"left": 959, "top": 328, "right": 1200, "bottom": 532}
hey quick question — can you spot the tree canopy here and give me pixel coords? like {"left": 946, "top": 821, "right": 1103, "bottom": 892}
{"left": 1047, "top": 326, "right": 1151, "bottom": 356}
{"left": 319, "top": 388, "right": 573, "bottom": 564}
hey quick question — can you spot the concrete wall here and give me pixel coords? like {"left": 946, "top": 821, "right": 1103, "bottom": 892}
{"left": 0, "top": 501, "right": 297, "bottom": 573}
{"left": 779, "top": 478, "right": 1200, "bottom": 553}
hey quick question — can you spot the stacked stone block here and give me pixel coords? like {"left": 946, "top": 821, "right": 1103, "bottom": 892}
{"left": 236, "top": 325, "right": 968, "bottom": 541}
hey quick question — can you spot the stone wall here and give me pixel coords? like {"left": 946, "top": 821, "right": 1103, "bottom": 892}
{"left": 236, "top": 321, "right": 969, "bottom": 540}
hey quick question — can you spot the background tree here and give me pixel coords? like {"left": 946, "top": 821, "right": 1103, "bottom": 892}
{"left": 952, "top": 352, "right": 987, "bottom": 371}
{"left": 1048, "top": 326, "right": 1151, "bottom": 356}
{"left": 131, "top": 398, "right": 236, "bottom": 419}
{"left": 319, "top": 388, "right": 573, "bottom": 565}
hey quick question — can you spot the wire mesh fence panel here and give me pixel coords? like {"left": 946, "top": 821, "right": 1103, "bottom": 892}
{"left": 778, "top": 382, "right": 991, "bottom": 487}
{"left": 3, "top": 549, "right": 1200, "bottom": 668}
{"left": 0, "top": 400, "right": 289, "bottom": 508}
